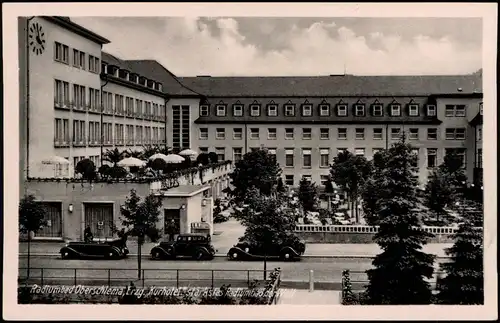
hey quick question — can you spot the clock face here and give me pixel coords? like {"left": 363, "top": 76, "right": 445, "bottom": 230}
{"left": 28, "top": 22, "right": 46, "bottom": 55}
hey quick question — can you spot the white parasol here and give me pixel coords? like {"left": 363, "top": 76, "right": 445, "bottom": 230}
{"left": 148, "top": 153, "right": 169, "bottom": 162}
{"left": 164, "top": 154, "right": 185, "bottom": 164}
{"left": 117, "top": 157, "right": 146, "bottom": 167}
{"left": 179, "top": 149, "right": 198, "bottom": 157}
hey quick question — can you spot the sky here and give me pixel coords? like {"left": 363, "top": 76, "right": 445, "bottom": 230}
{"left": 72, "top": 17, "right": 483, "bottom": 77}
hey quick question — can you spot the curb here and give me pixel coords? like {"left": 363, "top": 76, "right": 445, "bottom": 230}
{"left": 18, "top": 253, "right": 451, "bottom": 259}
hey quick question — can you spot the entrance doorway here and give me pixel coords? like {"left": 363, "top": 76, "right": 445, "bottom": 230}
{"left": 164, "top": 209, "right": 181, "bottom": 240}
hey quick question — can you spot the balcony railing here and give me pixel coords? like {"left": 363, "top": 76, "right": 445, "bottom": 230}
{"left": 54, "top": 100, "right": 71, "bottom": 110}
{"left": 72, "top": 140, "right": 87, "bottom": 147}
{"left": 54, "top": 139, "right": 70, "bottom": 148}
{"left": 88, "top": 139, "right": 100, "bottom": 147}
{"left": 294, "top": 224, "right": 482, "bottom": 234}
{"left": 114, "top": 139, "right": 124, "bottom": 146}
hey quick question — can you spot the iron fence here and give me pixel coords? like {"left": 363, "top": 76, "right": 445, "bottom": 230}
{"left": 18, "top": 267, "right": 275, "bottom": 290}
{"left": 343, "top": 270, "right": 445, "bottom": 292}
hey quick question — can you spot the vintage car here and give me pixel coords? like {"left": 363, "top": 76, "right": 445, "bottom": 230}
{"left": 150, "top": 233, "right": 216, "bottom": 260}
{"left": 227, "top": 237, "right": 306, "bottom": 261}
{"left": 60, "top": 238, "right": 129, "bottom": 260}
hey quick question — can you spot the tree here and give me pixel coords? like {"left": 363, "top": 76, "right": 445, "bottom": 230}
{"left": 233, "top": 188, "right": 299, "bottom": 279}
{"left": 437, "top": 213, "right": 483, "bottom": 304}
{"left": 227, "top": 148, "right": 282, "bottom": 206}
{"left": 196, "top": 153, "right": 210, "bottom": 166}
{"left": 75, "top": 158, "right": 97, "bottom": 183}
{"left": 424, "top": 170, "right": 453, "bottom": 223}
{"left": 98, "top": 164, "right": 111, "bottom": 178}
{"left": 361, "top": 149, "right": 389, "bottom": 225}
{"left": 106, "top": 166, "right": 128, "bottom": 179}
{"left": 127, "top": 149, "right": 143, "bottom": 159}
{"left": 208, "top": 152, "right": 218, "bottom": 164}
{"left": 141, "top": 145, "right": 159, "bottom": 160}
{"left": 117, "top": 189, "right": 162, "bottom": 279}
{"left": 298, "top": 177, "right": 318, "bottom": 214}
{"left": 331, "top": 151, "right": 372, "bottom": 223}
{"left": 149, "top": 158, "right": 168, "bottom": 173}
{"left": 276, "top": 177, "right": 286, "bottom": 193}
{"left": 19, "top": 194, "right": 48, "bottom": 279}
{"left": 102, "top": 148, "right": 127, "bottom": 167}
{"left": 364, "top": 140, "right": 436, "bottom": 305}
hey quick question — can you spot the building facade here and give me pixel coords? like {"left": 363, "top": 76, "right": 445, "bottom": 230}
{"left": 179, "top": 75, "right": 483, "bottom": 188}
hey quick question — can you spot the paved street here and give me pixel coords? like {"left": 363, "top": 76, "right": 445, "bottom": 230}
{"left": 19, "top": 255, "right": 447, "bottom": 290}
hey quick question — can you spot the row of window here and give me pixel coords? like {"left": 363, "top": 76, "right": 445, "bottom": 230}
{"left": 54, "top": 118, "right": 166, "bottom": 147}
{"left": 200, "top": 102, "right": 476, "bottom": 118}
{"left": 54, "top": 42, "right": 100, "bottom": 73}
{"left": 102, "top": 63, "right": 163, "bottom": 92}
{"left": 199, "top": 127, "right": 468, "bottom": 141}
{"left": 198, "top": 147, "right": 467, "bottom": 169}
{"left": 54, "top": 79, "right": 166, "bottom": 120}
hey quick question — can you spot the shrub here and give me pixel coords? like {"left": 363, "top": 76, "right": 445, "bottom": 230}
{"left": 197, "top": 153, "right": 210, "bottom": 166}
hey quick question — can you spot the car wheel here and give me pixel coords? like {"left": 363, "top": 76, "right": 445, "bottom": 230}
{"left": 152, "top": 251, "right": 162, "bottom": 260}
{"left": 230, "top": 252, "right": 239, "bottom": 260}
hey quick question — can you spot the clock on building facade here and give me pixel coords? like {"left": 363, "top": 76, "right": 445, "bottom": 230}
{"left": 28, "top": 21, "right": 46, "bottom": 55}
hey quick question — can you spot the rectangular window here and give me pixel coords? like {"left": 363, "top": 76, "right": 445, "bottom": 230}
{"left": 54, "top": 80, "right": 69, "bottom": 106}
{"left": 233, "top": 148, "right": 243, "bottom": 162}
{"left": 320, "top": 149, "right": 330, "bottom": 167}
{"left": 445, "top": 105, "right": 455, "bottom": 117}
{"left": 455, "top": 105, "right": 466, "bottom": 117}
{"left": 373, "top": 128, "right": 383, "bottom": 140}
{"left": 268, "top": 128, "right": 277, "bottom": 140}
{"left": 233, "top": 128, "right": 243, "bottom": 140}
{"left": 250, "top": 128, "right": 259, "bottom": 139}
{"left": 411, "top": 148, "right": 419, "bottom": 170}
{"left": 409, "top": 128, "right": 419, "bottom": 140}
{"left": 355, "top": 148, "right": 365, "bottom": 156}
{"left": 477, "top": 148, "right": 482, "bottom": 168}
{"left": 427, "top": 105, "right": 436, "bottom": 116}
{"left": 320, "top": 175, "right": 329, "bottom": 186}
{"left": 251, "top": 105, "right": 260, "bottom": 116}
{"left": 199, "top": 128, "right": 208, "bottom": 140}
{"left": 215, "top": 128, "right": 225, "bottom": 140}
{"left": 267, "top": 105, "right": 277, "bottom": 116}
{"left": 409, "top": 104, "right": 419, "bottom": 116}
{"left": 302, "top": 105, "right": 312, "bottom": 116}
{"left": 285, "top": 149, "right": 294, "bottom": 167}
{"left": 355, "top": 104, "right": 365, "bottom": 116}
{"left": 233, "top": 105, "right": 243, "bottom": 116}
{"left": 337, "top": 104, "right": 347, "bottom": 116}
{"left": 320, "top": 128, "right": 329, "bottom": 140}
{"left": 302, "top": 175, "right": 312, "bottom": 182}
{"left": 391, "top": 128, "right": 401, "bottom": 140}
{"left": 216, "top": 105, "right": 226, "bottom": 116}
{"left": 320, "top": 104, "right": 330, "bottom": 116}
{"left": 446, "top": 128, "right": 466, "bottom": 140}
{"left": 199, "top": 147, "right": 209, "bottom": 154}
{"left": 337, "top": 148, "right": 347, "bottom": 156}
{"left": 267, "top": 148, "right": 277, "bottom": 162}
{"left": 372, "top": 148, "right": 383, "bottom": 157}
{"left": 302, "top": 128, "right": 312, "bottom": 140}
{"left": 372, "top": 104, "right": 383, "bottom": 116}
{"left": 285, "top": 128, "right": 294, "bottom": 140}
{"left": 216, "top": 148, "right": 225, "bottom": 162}
{"left": 54, "top": 42, "right": 69, "bottom": 64}
{"left": 479, "top": 102, "right": 483, "bottom": 115}
{"left": 284, "top": 105, "right": 295, "bottom": 116}
{"left": 200, "top": 105, "right": 209, "bottom": 116}
{"left": 477, "top": 127, "right": 482, "bottom": 141}
{"left": 355, "top": 128, "right": 365, "bottom": 140}
{"left": 427, "top": 148, "right": 437, "bottom": 168}
{"left": 302, "top": 149, "right": 312, "bottom": 168}
{"left": 391, "top": 104, "right": 401, "bottom": 116}
{"left": 285, "top": 175, "right": 294, "bottom": 186}
{"left": 427, "top": 128, "right": 438, "bottom": 140}
{"left": 338, "top": 128, "right": 347, "bottom": 140}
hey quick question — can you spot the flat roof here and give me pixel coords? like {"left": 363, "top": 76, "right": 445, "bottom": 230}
{"left": 155, "top": 184, "right": 211, "bottom": 197}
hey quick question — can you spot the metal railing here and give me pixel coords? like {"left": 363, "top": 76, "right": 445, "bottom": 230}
{"left": 18, "top": 267, "right": 275, "bottom": 290}
{"left": 344, "top": 270, "right": 445, "bottom": 290}
{"left": 294, "top": 224, "right": 482, "bottom": 235}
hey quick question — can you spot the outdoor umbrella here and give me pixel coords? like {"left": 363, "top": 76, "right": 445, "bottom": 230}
{"left": 41, "top": 156, "right": 70, "bottom": 177}
{"left": 117, "top": 157, "right": 146, "bottom": 167}
{"left": 178, "top": 149, "right": 198, "bottom": 157}
{"left": 148, "top": 153, "right": 169, "bottom": 162}
{"left": 164, "top": 154, "right": 185, "bottom": 164}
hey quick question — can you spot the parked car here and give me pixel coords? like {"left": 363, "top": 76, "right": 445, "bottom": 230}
{"left": 227, "top": 237, "right": 306, "bottom": 261}
{"left": 60, "top": 238, "right": 129, "bottom": 260}
{"left": 150, "top": 233, "right": 216, "bottom": 260}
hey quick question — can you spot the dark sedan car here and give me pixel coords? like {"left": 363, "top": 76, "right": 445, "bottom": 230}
{"left": 60, "top": 238, "right": 129, "bottom": 260}
{"left": 227, "top": 239, "right": 306, "bottom": 261}
{"left": 150, "top": 233, "right": 216, "bottom": 260}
